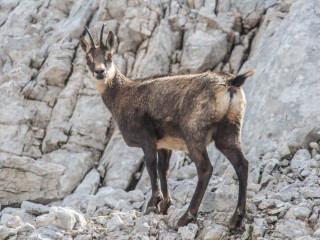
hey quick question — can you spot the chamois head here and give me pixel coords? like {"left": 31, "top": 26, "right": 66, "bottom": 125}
{"left": 80, "top": 24, "right": 115, "bottom": 83}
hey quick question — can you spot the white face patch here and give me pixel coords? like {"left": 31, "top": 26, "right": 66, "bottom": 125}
{"left": 105, "top": 63, "right": 115, "bottom": 84}
{"left": 90, "top": 72, "right": 106, "bottom": 94}
{"left": 88, "top": 63, "right": 116, "bottom": 95}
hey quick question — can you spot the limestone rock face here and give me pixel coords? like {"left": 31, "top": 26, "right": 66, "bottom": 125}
{"left": 241, "top": 0, "right": 320, "bottom": 161}
{"left": 98, "top": 129, "right": 144, "bottom": 190}
{"left": 117, "top": 6, "right": 160, "bottom": 54}
{"left": 41, "top": 150, "right": 95, "bottom": 198}
{"left": 131, "top": 19, "right": 180, "bottom": 78}
{"left": 180, "top": 27, "right": 227, "bottom": 73}
{"left": 1, "top": 0, "right": 320, "bottom": 239}
{"left": 237, "top": 0, "right": 265, "bottom": 30}
{"left": 0, "top": 155, "right": 65, "bottom": 205}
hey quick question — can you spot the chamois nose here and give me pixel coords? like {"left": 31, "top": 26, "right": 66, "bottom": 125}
{"left": 95, "top": 69, "right": 105, "bottom": 75}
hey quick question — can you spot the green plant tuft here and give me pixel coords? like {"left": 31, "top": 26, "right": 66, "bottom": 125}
{"left": 227, "top": 229, "right": 234, "bottom": 236}
{"left": 248, "top": 225, "right": 254, "bottom": 239}
{"left": 58, "top": 141, "right": 67, "bottom": 148}
{"left": 4, "top": 233, "right": 16, "bottom": 240}
{"left": 258, "top": 174, "right": 262, "bottom": 184}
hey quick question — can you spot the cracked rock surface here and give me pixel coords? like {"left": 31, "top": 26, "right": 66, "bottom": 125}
{"left": 0, "top": 0, "right": 320, "bottom": 239}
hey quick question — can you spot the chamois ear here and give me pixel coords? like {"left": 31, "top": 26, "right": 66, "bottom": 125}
{"left": 80, "top": 35, "right": 90, "bottom": 53}
{"left": 106, "top": 31, "right": 115, "bottom": 51}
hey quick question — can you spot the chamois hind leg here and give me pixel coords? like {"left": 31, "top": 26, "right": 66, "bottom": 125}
{"left": 142, "top": 139, "right": 163, "bottom": 214}
{"left": 177, "top": 142, "right": 213, "bottom": 227}
{"left": 157, "top": 149, "right": 172, "bottom": 214}
{"left": 215, "top": 126, "right": 248, "bottom": 229}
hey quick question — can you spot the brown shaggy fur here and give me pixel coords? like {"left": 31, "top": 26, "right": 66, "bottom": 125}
{"left": 80, "top": 25, "right": 255, "bottom": 228}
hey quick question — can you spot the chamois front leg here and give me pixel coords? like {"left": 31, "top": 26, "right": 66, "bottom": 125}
{"left": 157, "top": 149, "right": 172, "bottom": 214}
{"left": 142, "top": 140, "right": 163, "bottom": 214}
{"left": 177, "top": 143, "right": 213, "bottom": 227}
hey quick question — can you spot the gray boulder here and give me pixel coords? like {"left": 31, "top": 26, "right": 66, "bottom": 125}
{"left": 237, "top": 0, "right": 265, "bottom": 30}
{"left": 180, "top": 26, "right": 227, "bottom": 73}
{"left": 1, "top": 214, "right": 23, "bottom": 228}
{"left": 98, "top": 128, "right": 144, "bottom": 190}
{"left": 290, "top": 149, "right": 311, "bottom": 169}
{"left": 0, "top": 155, "right": 64, "bottom": 205}
{"left": 272, "top": 219, "right": 313, "bottom": 239}
{"left": 41, "top": 149, "right": 95, "bottom": 198}
{"left": 117, "top": 6, "right": 159, "bottom": 54}
{"left": 241, "top": 0, "right": 320, "bottom": 162}
{"left": 0, "top": 226, "right": 18, "bottom": 240}
{"left": 178, "top": 223, "right": 198, "bottom": 240}
{"left": 131, "top": 19, "right": 180, "bottom": 78}
{"left": 21, "top": 201, "right": 50, "bottom": 216}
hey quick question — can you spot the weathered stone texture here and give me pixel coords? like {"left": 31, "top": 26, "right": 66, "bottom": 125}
{"left": 0, "top": 155, "right": 65, "bottom": 205}
{"left": 1, "top": 0, "right": 320, "bottom": 239}
{"left": 241, "top": 0, "right": 320, "bottom": 161}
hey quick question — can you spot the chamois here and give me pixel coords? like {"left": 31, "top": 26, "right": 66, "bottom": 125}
{"left": 80, "top": 24, "right": 255, "bottom": 228}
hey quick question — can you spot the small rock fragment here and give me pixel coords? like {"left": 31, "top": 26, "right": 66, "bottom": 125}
{"left": 19, "top": 222, "right": 36, "bottom": 232}
{"left": 0, "top": 214, "right": 23, "bottom": 228}
{"left": 107, "top": 214, "right": 124, "bottom": 232}
{"left": 21, "top": 201, "right": 50, "bottom": 216}
{"left": 178, "top": 223, "right": 198, "bottom": 240}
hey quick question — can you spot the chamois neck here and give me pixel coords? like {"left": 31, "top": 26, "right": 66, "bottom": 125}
{"left": 93, "top": 65, "right": 132, "bottom": 95}
{"left": 99, "top": 66, "right": 133, "bottom": 114}
{"left": 113, "top": 66, "right": 132, "bottom": 85}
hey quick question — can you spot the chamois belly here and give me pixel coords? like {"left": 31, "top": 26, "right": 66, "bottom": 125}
{"left": 156, "top": 129, "right": 215, "bottom": 153}
{"left": 157, "top": 136, "right": 188, "bottom": 152}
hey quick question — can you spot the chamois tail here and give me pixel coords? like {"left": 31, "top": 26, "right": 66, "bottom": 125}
{"left": 231, "top": 70, "right": 256, "bottom": 87}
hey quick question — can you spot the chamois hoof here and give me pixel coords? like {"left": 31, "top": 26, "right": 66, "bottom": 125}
{"left": 145, "top": 193, "right": 163, "bottom": 215}
{"left": 176, "top": 212, "right": 197, "bottom": 228}
{"left": 229, "top": 211, "right": 245, "bottom": 229}
{"left": 159, "top": 200, "right": 172, "bottom": 215}
{"left": 145, "top": 206, "right": 159, "bottom": 214}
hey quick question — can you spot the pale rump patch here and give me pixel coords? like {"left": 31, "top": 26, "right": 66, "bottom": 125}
{"left": 157, "top": 136, "right": 188, "bottom": 152}
{"left": 215, "top": 88, "right": 231, "bottom": 120}
{"left": 227, "top": 88, "right": 246, "bottom": 123}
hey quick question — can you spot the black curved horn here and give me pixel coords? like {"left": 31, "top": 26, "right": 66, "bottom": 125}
{"left": 100, "top": 23, "right": 106, "bottom": 47}
{"left": 85, "top": 26, "right": 95, "bottom": 48}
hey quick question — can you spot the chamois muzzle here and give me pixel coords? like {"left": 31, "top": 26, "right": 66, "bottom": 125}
{"left": 95, "top": 68, "right": 106, "bottom": 80}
